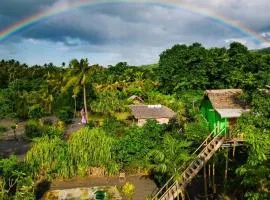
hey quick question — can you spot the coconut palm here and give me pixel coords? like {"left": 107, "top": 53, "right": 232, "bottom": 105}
{"left": 64, "top": 59, "right": 91, "bottom": 122}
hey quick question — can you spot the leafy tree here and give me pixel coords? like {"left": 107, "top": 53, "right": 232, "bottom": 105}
{"left": 64, "top": 58, "right": 92, "bottom": 122}
{"left": 235, "top": 91, "right": 270, "bottom": 199}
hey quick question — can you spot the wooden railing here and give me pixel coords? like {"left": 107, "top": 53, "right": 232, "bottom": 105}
{"left": 151, "top": 126, "right": 224, "bottom": 200}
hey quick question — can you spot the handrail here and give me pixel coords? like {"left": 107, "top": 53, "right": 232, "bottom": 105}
{"left": 193, "top": 125, "right": 219, "bottom": 155}
{"left": 176, "top": 127, "right": 225, "bottom": 188}
{"left": 152, "top": 126, "right": 225, "bottom": 200}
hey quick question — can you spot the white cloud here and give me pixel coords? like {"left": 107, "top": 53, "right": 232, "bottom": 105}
{"left": 1, "top": 0, "right": 270, "bottom": 65}
{"left": 225, "top": 38, "right": 248, "bottom": 45}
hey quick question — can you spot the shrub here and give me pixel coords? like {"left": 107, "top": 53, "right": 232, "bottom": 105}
{"left": 122, "top": 182, "right": 135, "bottom": 200}
{"left": 0, "top": 125, "right": 7, "bottom": 133}
{"left": 42, "top": 118, "right": 53, "bottom": 126}
{"left": 102, "top": 116, "right": 126, "bottom": 137}
{"left": 25, "top": 120, "right": 43, "bottom": 138}
{"left": 28, "top": 104, "right": 44, "bottom": 119}
{"left": 25, "top": 128, "right": 118, "bottom": 179}
{"left": 25, "top": 120, "right": 63, "bottom": 139}
{"left": 56, "top": 109, "right": 73, "bottom": 124}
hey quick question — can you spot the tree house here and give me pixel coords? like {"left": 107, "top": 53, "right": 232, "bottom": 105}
{"left": 200, "top": 89, "right": 249, "bottom": 138}
{"left": 152, "top": 89, "right": 250, "bottom": 200}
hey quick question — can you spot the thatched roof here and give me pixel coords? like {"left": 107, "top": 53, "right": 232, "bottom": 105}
{"left": 205, "top": 89, "right": 249, "bottom": 118}
{"left": 128, "top": 95, "right": 144, "bottom": 102}
{"left": 130, "top": 105, "right": 175, "bottom": 119}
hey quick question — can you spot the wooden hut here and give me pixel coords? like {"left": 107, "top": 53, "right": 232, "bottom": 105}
{"left": 200, "top": 89, "right": 249, "bottom": 136}
{"left": 128, "top": 95, "right": 144, "bottom": 104}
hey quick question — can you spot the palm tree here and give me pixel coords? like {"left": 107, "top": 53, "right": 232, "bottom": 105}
{"left": 65, "top": 58, "right": 91, "bottom": 122}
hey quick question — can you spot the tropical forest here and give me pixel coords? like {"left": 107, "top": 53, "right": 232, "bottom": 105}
{"left": 0, "top": 42, "right": 269, "bottom": 200}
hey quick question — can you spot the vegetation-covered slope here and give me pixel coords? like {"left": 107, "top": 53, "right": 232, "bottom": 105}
{"left": 0, "top": 42, "right": 269, "bottom": 199}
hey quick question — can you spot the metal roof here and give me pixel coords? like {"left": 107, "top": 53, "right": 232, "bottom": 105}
{"left": 216, "top": 109, "right": 250, "bottom": 118}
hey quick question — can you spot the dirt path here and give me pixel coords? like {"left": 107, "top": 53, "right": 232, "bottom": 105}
{"left": 50, "top": 175, "right": 157, "bottom": 200}
{"left": 0, "top": 119, "right": 31, "bottom": 160}
{"left": 65, "top": 118, "right": 84, "bottom": 138}
{"left": 0, "top": 118, "right": 26, "bottom": 140}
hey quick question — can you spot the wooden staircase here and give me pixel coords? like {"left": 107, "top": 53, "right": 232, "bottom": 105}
{"left": 152, "top": 128, "right": 225, "bottom": 200}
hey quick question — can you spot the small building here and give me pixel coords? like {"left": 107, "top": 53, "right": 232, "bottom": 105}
{"left": 130, "top": 104, "right": 176, "bottom": 126}
{"left": 200, "top": 89, "right": 249, "bottom": 136}
{"left": 128, "top": 95, "right": 144, "bottom": 104}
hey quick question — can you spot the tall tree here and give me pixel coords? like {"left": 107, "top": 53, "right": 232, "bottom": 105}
{"left": 65, "top": 58, "right": 91, "bottom": 122}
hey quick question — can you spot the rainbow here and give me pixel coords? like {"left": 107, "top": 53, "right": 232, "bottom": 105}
{"left": 0, "top": 0, "right": 269, "bottom": 45}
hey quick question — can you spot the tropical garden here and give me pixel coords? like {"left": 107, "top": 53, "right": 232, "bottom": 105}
{"left": 0, "top": 42, "right": 269, "bottom": 199}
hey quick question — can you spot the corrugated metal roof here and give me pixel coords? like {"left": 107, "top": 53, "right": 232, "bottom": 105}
{"left": 216, "top": 109, "right": 250, "bottom": 118}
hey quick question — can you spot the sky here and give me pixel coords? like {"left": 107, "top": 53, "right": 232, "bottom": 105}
{"left": 0, "top": 0, "right": 270, "bottom": 66}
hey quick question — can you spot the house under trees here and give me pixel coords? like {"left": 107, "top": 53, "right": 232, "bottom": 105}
{"left": 129, "top": 104, "right": 175, "bottom": 126}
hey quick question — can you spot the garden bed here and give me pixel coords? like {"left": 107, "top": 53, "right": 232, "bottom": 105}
{"left": 43, "top": 186, "right": 121, "bottom": 200}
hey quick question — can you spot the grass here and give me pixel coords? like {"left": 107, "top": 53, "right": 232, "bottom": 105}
{"left": 0, "top": 125, "right": 8, "bottom": 134}
{"left": 114, "top": 112, "right": 130, "bottom": 120}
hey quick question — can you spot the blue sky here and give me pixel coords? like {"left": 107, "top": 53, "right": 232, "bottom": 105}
{"left": 0, "top": 0, "right": 270, "bottom": 66}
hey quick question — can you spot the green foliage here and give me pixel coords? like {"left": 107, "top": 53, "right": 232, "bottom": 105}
{"left": 235, "top": 91, "right": 270, "bottom": 199}
{"left": 102, "top": 116, "right": 127, "bottom": 137}
{"left": 0, "top": 156, "right": 35, "bottom": 200}
{"left": 25, "top": 136, "right": 68, "bottom": 179}
{"left": 56, "top": 108, "right": 73, "bottom": 124}
{"left": 68, "top": 128, "right": 118, "bottom": 176}
{"left": 157, "top": 42, "right": 270, "bottom": 93}
{"left": 121, "top": 182, "right": 135, "bottom": 200}
{"left": 184, "top": 116, "right": 209, "bottom": 146}
{"left": 28, "top": 104, "right": 44, "bottom": 119}
{"left": 146, "top": 134, "right": 192, "bottom": 185}
{"left": 24, "top": 120, "right": 63, "bottom": 139}
{"left": 24, "top": 120, "right": 43, "bottom": 138}
{"left": 0, "top": 125, "right": 7, "bottom": 133}
{"left": 114, "top": 120, "right": 165, "bottom": 166}
{"left": 0, "top": 42, "right": 270, "bottom": 198}
{"left": 90, "top": 91, "right": 128, "bottom": 114}
{"left": 25, "top": 128, "right": 118, "bottom": 179}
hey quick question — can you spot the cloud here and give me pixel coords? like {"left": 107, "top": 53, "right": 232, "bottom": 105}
{"left": 0, "top": 0, "right": 270, "bottom": 65}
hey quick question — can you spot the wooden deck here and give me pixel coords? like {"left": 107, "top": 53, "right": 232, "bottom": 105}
{"left": 222, "top": 138, "right": 244, "bottom": 147}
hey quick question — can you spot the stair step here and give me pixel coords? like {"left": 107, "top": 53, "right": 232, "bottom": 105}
{"left": 207, "top": 145, "right": 214, "bottom": 151}
{"left": 193, "top": 162, "right": 200, "bottom": 169}
{"left": 153, "top": 135, "right": 225, "bottom": 200}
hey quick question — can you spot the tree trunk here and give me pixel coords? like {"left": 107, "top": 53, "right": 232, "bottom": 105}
{"left": 83, "top": 84, "right": 88, "bottom": 123}
{"left": 224, "top": 149, "right": 228, "bottom": 182}
{"left": 49, "top": 102, "right": 52, "bottom": 114}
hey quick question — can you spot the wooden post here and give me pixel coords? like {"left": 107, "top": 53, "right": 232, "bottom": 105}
{"left": 233, "top": 141, "right": 236, "bottom": 158}
{"left": 180, "top": 189, "right": 185, "bottom": 200}
{"left": 224, "top": 148, "right": 228, "bottom": 182}
{"left": 208, "top": 164, "right": 211, "bottom": 187}
{"left": 213, "top": 163, "right": 216, "bottom": 194}
{"left": 204, "top": 164, "right": 208, "bottom": 200}
{"left": 186, "top": 190, "right": 191, "bottom": 200}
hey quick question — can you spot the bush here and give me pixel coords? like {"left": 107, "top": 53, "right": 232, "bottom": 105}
{"left": 122, "top": 182, "right": 135, "bottom": 200}
{"left": 56, "top": 109, "right": 73, "bottom": 124}
{"left": 25, "top": 120, "right": 43, "bottom": 138}
{"left": 25, "top": 120, "right": 63, "bottom": 139}
{"left": 28, "top": 104, "right": 44, "bottom": 119}
{"left": 0, "top": 125, "right": 7, "bottom": 133}
{"left": 42, "top": 126, "right": 63, "bottom": 138}
{"left": 102, "top": 116, "right": 126, "bottom": 137}
{"left": 42, "top": 118, "right": 53, "bottom": 126}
